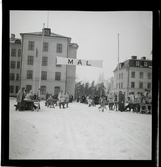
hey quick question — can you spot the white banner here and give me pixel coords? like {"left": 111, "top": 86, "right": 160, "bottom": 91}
{"left": 56, "top": 57, "right": 103, "bottom": 68}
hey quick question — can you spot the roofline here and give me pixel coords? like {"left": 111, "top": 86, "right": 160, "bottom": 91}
{"left": 20, "top": 32, "right": 71, "bottom": 39}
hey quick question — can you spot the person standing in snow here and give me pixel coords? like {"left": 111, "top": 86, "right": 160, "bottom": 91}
{"left": 98, "top": 95, "right": 107, "bottom": 112}
{"left": 58, "top": 90, "right": 65, "bottom": 109}
{"left": 65, "top": 92, "right": 70, "bottom": 108}
{"left": 16, "top": 87, "right": 25, "bottom": 111}
{"left": 118, "top": 91, "right": 125, "bottom": 112}
{"left": 135, "top": 92, "right": 142, "bottom": 113}
{"left": 108, "top": 92, "right": 114, "bottom": 110}
{"left": 113, "top": 92, "right": 118, "bottom": 111}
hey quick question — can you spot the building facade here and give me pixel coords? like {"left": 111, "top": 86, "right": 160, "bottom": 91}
{"left": 113, "top": 56, "right": 152, "bottom": 100}
{"left": 10, "top": 34, "right": 22, "bottom": 97}
{"left": 10, "top": 28, "right": 78, "bottom": 99}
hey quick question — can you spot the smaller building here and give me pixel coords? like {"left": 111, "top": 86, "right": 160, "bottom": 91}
{"left": 10, "top": 34, "right": 22, "bottom": 97}
{"left": 113, "top": 56, "right": 152, "bottom": 100}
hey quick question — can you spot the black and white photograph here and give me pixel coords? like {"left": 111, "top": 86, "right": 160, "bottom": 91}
{"left": 7, "top": 10, "right": 156, "bottom": 161}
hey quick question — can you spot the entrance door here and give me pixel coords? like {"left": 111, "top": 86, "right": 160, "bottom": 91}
{"left": 54, "top": 86, "right": 60, "bottom": 96}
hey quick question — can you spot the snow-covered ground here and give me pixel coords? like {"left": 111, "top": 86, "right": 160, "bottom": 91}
{"left": 9, "top": 99, "right": 152, "bottom": 160}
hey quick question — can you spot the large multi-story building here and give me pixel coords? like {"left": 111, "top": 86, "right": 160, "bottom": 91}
{"left": 10, "top": 27, "right": 78, "bottom": 99}
{"left": 10, "top": 34, "right": 22, "bottom": 97}
{"left": 113, "top": 56, "right": 152, "bottom": 99}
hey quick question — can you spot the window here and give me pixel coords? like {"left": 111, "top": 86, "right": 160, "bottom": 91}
{"left": 139, "top": 82, "right": 143, "bottom": 88}
{"left": 11, "top": 49, "right": 16, "bottom": 57}
{"left": 131, "top": 82, "right": 135, "bottom": 88}
{"left": 42, "top": 57, "right": 48, "bottom": 66}
{"left": 43, "top": 42, "right": 49, "bottom": 52}
{"left": 10, "top": 85, "right": 14, "bottom": 93}
{"left": 121, "top": 82, "right": 123, "bottom": 88}
{"left": 28, "top": 56, "right": 34, "bottom": 65}
{"left": 56, "top": 44, "right": 62, "bottom": 53}
{"left": 148, "top": 72, "right": 151, "bottom": 79}
{"left": 17, "top": 61, "right": 20, "bottom": 69}
{"left": 28, "top": 41, "right": 35, "bottom": 50}
{"left": 27, "top": 70, "right": 33, "bottom": 79}
{"left": 18, "top": 49, "right": 21, "bottom": 57}
{"left": 10, "top": 61, "right": 16, "bottom": 69}
{"left": 54, "top": 86, "right": 60, "bottom": 95}
{"left": 10, "top": 73, "right": 15, "bottom": 80}
{"left": 56, "top": 64, "right": 62, "bottom": 67}
{"left": 16, "top": 86, "right": 19, "bottom": 93}
{"left": 119, "top": 83, "right": 120, "bottom": 88}
{"left": 131, "top": 71, "right": 135, "bottom": 78}
{"left": 41, "top": 71, "right": 47, "bottom": 80}
{"left": 136, "top": 61, "right": 140, "bottom": 66}
{"left": 144, "top": 62, "right": 148, "bottom": 67}
{"left": 26, "top": 85, "right": 32, "bottom": 93}
{"left": 122, "top": 73, "right": 123, "bottom": 79}
{"left": 55, "top": 72, "right": 61, "bottom": 81}
{"left": 40, "top": 85, "right": 46, "bottom": 95}
{"left": 140, "top": 72, "right": 144, "bottom": 79}
{"left": 16, "top": 73, "right": 20, "bottom": 81}
{"left": 147, "top": 83, "right": 151, "bottom": 89}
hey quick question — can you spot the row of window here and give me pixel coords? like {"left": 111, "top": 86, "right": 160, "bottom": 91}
{"left": 26, "top": 71, "right": 61, "bottom": 81}
{"left": 117, "top": 82, "right": 151, "bottom": 89}
{"left": 135, "top": 61, "right": 148, "bottom": 67}
{"left": 10, "top": 59, "right": 61, "bottom": 69}
{"left": 117, "top": 72, "right": 152, "bottom": 80}
{"left": 131, "top": 71, "right": 151, "bottom": 79}
{"left": 10, "top": 61, "right": 20, "bottom": 69}
{"left": 10, "top": 85, "right": 19, "bottom": 93}
{"left": 28, "top": 41, "right": 63, "bottom": 53}
{"left": 10, "top": 71, "right": 61, "bottom": 81}
{"left": 10, "top": 73, "right": 20, "bottom": 81}
{"left": 27, "top": 56, "right": 61, "bottom": 66}
{"left": 10, "top": 85, "right": 60, "bottom": 95}
{"left": 11, "top": 49, "right": 21, "bottom": 57}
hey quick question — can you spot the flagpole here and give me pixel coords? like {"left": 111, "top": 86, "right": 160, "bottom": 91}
{"left": 38, "top": 23, "right": 45, "bottom": 98}
{"left": 117, "top": 33, "right": 120, "bottom": 101}
{"left": 33, "top": 48, "right": 37, "bottom": 93}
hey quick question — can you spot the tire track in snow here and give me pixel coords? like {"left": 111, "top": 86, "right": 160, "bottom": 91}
{"left": 63, "top": 110, "right": 89, "bottom": 159}
{"left": 83, "top": 109, "right": 151, "bottom": 159}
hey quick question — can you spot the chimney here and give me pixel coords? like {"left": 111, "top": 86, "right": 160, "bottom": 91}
{"left": 42, "top": 28, "right": 51, "bottom": 36}
{"left": 141, "top": 56, "right": 146, "bottom": 60}
{"left": 131, "top": 55, "right": 137, "bottom": 60}
{"left": 11, "top": 34, "right": 15, "bottom": 40}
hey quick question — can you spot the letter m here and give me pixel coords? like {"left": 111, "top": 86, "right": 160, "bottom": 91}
{"left": 68, "top": 59, "right": 73, "bottom": 64}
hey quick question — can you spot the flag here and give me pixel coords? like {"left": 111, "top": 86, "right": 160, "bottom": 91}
{"left": 56, "top": 57, "right": 103, "bottom": 68}
{"left": 36, "top": 48, "right": 38, "bottom": 57}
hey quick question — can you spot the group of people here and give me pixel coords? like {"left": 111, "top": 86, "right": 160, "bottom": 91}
{"left": 124, "top": 90, "right": 152, "bottom": 113}
{"left": 16, "top": 88, "right": 40, "bottom": 111}
{"left": 77, "top": 89, "right": 152, "bottom": 113}
{"left": 46, "top": 90, "right": 70, "bottom": 109}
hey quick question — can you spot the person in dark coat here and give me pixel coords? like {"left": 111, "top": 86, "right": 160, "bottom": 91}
{"left": 118, "top": 91, "right": 125, "bottom": 112}
{"left": 46, "top": 92, "right": 50, "bottom": 101}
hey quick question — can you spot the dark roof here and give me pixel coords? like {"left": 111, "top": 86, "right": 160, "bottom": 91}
{"left": 113, "top": 58, "right": 152, "bottom": 72}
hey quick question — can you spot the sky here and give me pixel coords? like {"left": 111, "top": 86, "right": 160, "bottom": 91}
{"left": 10, "top": 11, "right": 152, "bottom": 83}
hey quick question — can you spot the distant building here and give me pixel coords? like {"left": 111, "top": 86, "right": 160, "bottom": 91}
{"left": 10, "top": 34, "right": 22, "bottom": 97}
{"left": 113, "top": 56, "right": 152, "bottom": 99}
{"left": 10, "top": 27, "right": 78, "bottom": 99}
